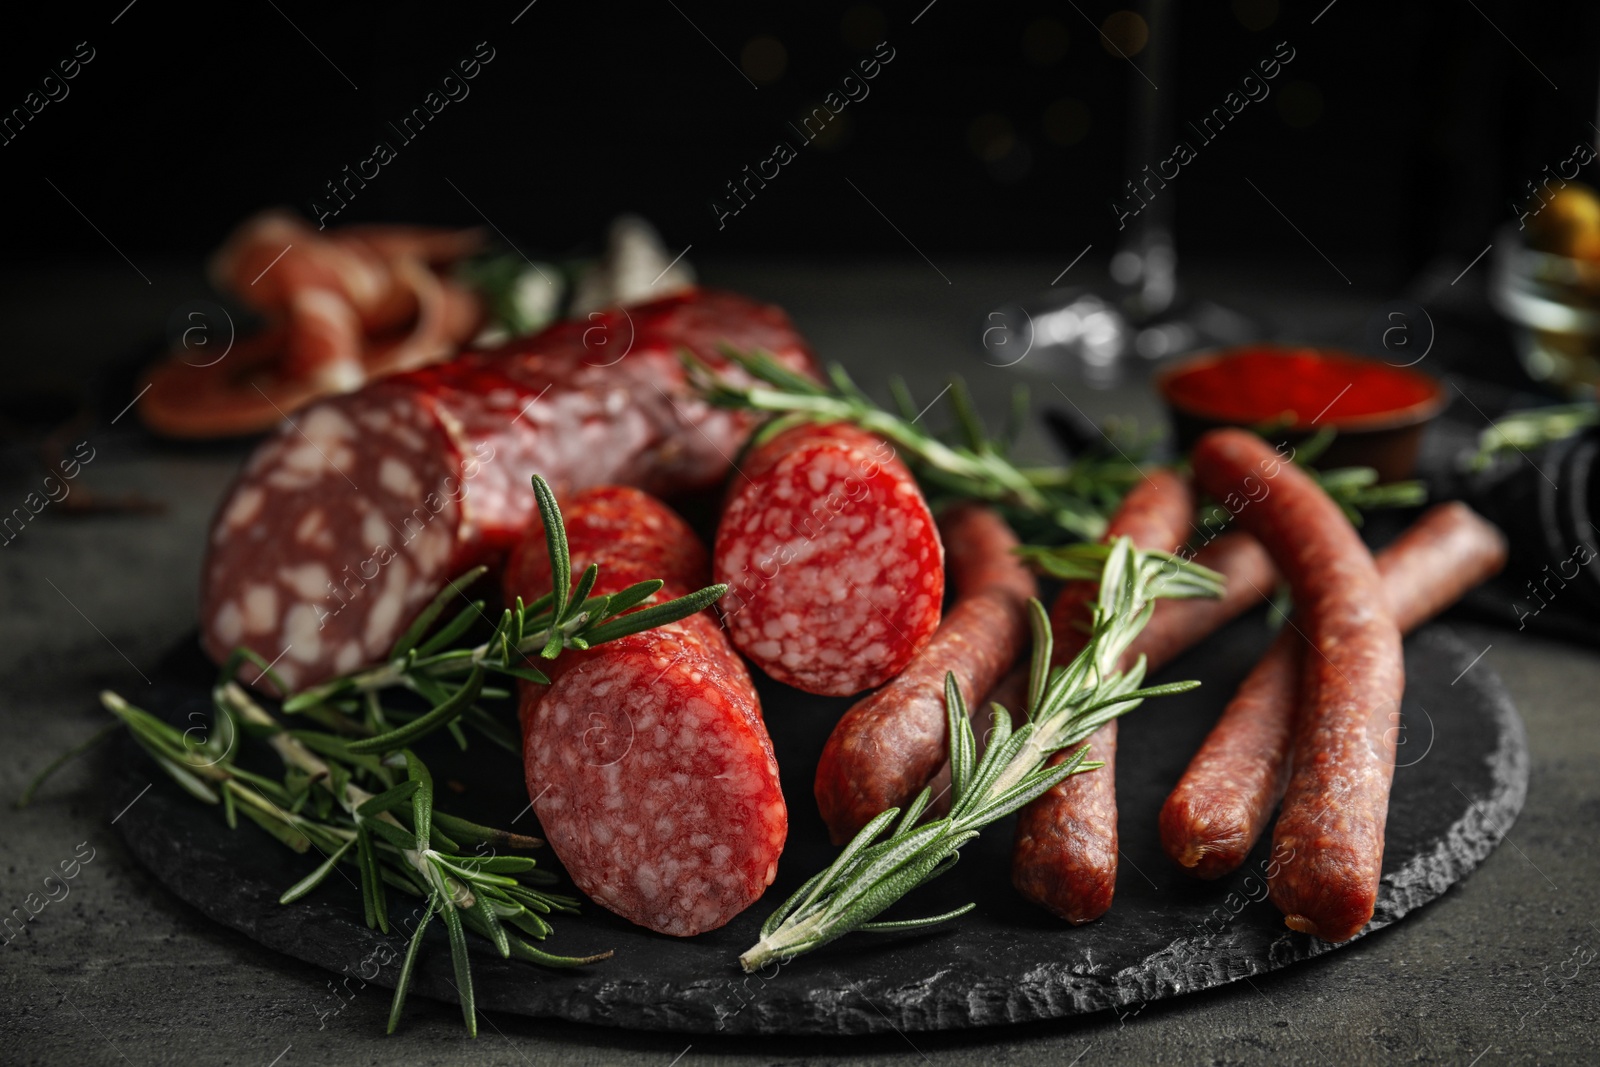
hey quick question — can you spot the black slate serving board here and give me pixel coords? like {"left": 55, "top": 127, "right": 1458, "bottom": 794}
{"left": 111, "top": 617, "right": 1527, "bottom": 1035}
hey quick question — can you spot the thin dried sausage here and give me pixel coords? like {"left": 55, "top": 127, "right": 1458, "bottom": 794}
{"left": 1011, "top": 469, "right": 1195, "bottom": 923}
{"left": 1160, "top": 502, "right": 1507, "bottom": 879}
{"left": 1190, "top": 428, "right": 1404, "bottom": 943}
{"left": 814, "top": 504, "right": 1035, "bottom": 842}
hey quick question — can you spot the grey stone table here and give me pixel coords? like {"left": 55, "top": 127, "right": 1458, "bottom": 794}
{"left": 2, "top": 261, "right": 1596, "bottom": 1066}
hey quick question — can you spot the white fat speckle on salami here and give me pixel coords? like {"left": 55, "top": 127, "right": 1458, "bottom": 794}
{"left": 359, "top": 512, "right": 389, "bottom": 554}
{"left": 242, "top": 585, "right": 277, "bottom": 634}
{"left": 201, "top": 290, "right": 818, "bottom": 693}
{"left": 214, "top": 600, "right": 243, "bottom": 647}
{"left": 378, "top": 456, "right": 421, "bottom": 497}
{"left": 221, "top": 485, "right": 265, "bottom": 530}
{"left": 284, "top": 604, "right": 323, "bottom": 663}
{"left": 713, "top": 422, "right": 944, "bottom": 696}
{"left": 334, "top": 639, "right": 363, "bottom": 674}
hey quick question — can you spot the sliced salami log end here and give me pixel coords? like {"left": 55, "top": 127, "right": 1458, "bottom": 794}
{"left": 814, "top": 504, "right": 1035, "bottom": 843}
{"left": 715, "top": 422, "right": 944, "bottom": 697}
{"left": 200, "top": 384, "right": 470, "bottom": 694}
{"left": 522, "top": 643, "right": 785, "bottom": 937}
{"left": 509, "top": 485, "right": 786, "bottom": 938}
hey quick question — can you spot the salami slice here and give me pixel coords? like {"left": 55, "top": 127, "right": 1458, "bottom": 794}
{"left": 507, "top": 486, "right": 786, "bottom": 937}
{"left": 713, "top": 422, "right": 944, "bottom": 696}
{"left": 814, "top": 504, "right": 1036, "bottom": 842}
{"left": 199, "top": 289, "right": 817, "bottom": 693}
{"left": 1160, "top": 502, "right": 1507, "bottom": 879}
{"left": 1191, "top": 428, "right": 1405, "bottom": 943}
{"left": 1011, "top": 469, "right": 1195, "bottom": 923}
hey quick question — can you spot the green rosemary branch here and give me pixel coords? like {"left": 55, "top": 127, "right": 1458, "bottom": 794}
{"left": 737, "top": 538, "right": 1225, "bottom": 972}
{"left": 684, "top": 347, "right": 1149, "bottom": 540}
{"left": 688, "top": 348, "right": 1419, "bottom": 540}
{"left": 1469, "top": 402, "right": 1598, "bottom": 471}
{"left": 99, "top": 681, "right": 595, "bottom": 1036}
{"left": 40, "top": 473, "right": 729, "bottom": 1037}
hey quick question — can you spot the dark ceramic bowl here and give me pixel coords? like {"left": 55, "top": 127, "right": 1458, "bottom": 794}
{"left": 1155, "top": 344, "right": 1448, "bottom": 482}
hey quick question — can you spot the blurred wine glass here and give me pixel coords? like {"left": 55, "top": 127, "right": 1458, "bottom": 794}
{"left": 983, "top": 0, "right": 1257, "bottom": 387}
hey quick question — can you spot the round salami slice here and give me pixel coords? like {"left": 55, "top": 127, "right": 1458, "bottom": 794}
{"left": 714, "top": 422, "right": 944, "bottom": 696}
{"left": 199, "top": 289, "right": 818, "bottom": 694}
{"left": 508, "top": 486, "right": 787, "bottom": 937}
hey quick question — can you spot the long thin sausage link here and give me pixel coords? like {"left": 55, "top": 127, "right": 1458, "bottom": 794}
{"left": 1191, "top": 428, "right": 1404, "bottom": 944}
{"left": 1012, "top": 468, "right": 1195, "bottom": 923}
{"left": 815, "top": 504, "right": 1035, "bottom": 843}
{"left": 922, "top": 528, "right": 1278, "bottom": 820}
{"left": 1160, "top": 502, "right": 1507, "bottom": 880}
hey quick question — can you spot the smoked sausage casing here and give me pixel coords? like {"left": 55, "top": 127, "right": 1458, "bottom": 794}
{"left": 199, "top": 290, "right": 817, "bottom": 694}
{"left": 1011, "top": 469, "right": 1195, "bottom": 923}
{"left": 814, "top": 504, "right": 1036, "bottom": 843}
{"left": 506, "top": 486, "right": 787, "bottom": 937}
{"left": 1160, "top": 502, "right": 1507, "bottom": 879}
{"left": 1190, "top": 428, "right": 1405, "bottom": 944}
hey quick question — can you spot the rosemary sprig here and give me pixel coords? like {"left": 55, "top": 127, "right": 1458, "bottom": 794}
{"left": 100, "top": 681, "right": 594, "bottom": 1036}
{"left": 685, "top": 347, "right": 1148, "bottom": 540}
{"left": 36, "top": 473, "right": 729, "bottom": 1036}
{"left": 1312, "top": 466, "right": 1428, "bottom": 524}
{"left": 687, "top": 348, "right": 1420, "bottom": 539}
{"left": 1469, "top": 402, "right": 1598, "bottom": 470}
{"left": 738, "top": 538, "right": 1225, "bottom": 972}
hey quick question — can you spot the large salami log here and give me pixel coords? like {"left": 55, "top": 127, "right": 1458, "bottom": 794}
{"left": 713, "top": 422, "right": 944, "bottom": 696}
{"left": 505, "top": 486, "right": 786, "bottom": 937}
{"left": 199, "top": 289, "right": 816, "bottom": 693}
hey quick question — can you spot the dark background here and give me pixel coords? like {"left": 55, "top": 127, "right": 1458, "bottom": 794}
{"left": 1, "top": 0, "right": 1596, "bottom": 289}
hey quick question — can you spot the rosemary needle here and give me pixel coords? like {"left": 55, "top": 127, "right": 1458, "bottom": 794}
{"left": 738, "top": 537, "right": 1226, "bottom": 972}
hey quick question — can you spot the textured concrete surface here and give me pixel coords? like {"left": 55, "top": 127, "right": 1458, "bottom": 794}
{"left": 2, "top": 262, "right": 1597, "bottom": 1065}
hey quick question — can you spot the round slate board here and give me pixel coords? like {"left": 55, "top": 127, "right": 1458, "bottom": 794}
{"left": 111, "top": 618, "right": 1526, "bottom": 1035}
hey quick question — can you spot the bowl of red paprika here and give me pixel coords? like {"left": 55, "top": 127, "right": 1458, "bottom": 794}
{"left": 1155, "top": 345, "right": 1447, "bottom": 482}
